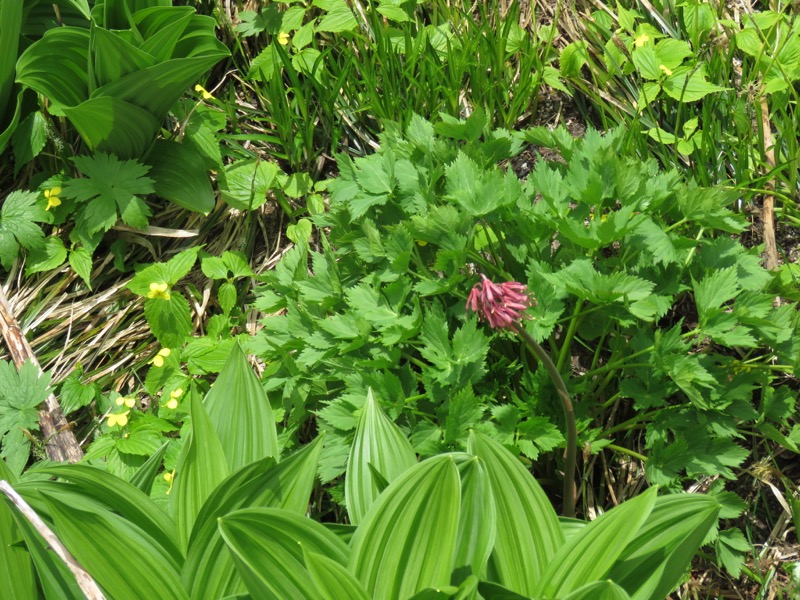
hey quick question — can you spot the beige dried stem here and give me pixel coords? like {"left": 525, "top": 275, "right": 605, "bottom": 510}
{"left": 0, "top": 480, "right": 104, "bottom": 599}
{"left": 759, "top": 95, "right": 779, "bottom": 271}
{"left": 0, "top": 284, "right": 83, "bottom": 463}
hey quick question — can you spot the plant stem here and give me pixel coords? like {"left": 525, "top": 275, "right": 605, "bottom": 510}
{"left": 512, "top": 324, "right": 577, "bottom": 518}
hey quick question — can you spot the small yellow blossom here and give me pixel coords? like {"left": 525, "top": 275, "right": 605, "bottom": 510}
{"left": 194, "top": 84, "right": 214, "bottom": 100}
{"left": 147, "top": 281, "right": 171, "bottom": 300}
{"left": 165, "top": 389, "right": 182, "bottom": 410}
{"left": 116, "top": 396, "right": 136, "bottom": 408}
{"left": 107, "top": 410, "right": 130, "bottom": 428}
{"left": 277, "top": 31, "right": 290, "bottom": 45}
{"left": 416, "top": 240, "right": 428, "bottom": 246}
{"left": 44, "top": 187, "right": 62, "bottom": 211}
{"left": 634, "top": 33, "right": 650, "bottom": 48}
{"left": 164, "top": 470, "right": 175, "bottom": 495}
{"left": 151, "top": 347, "right": 171, "bottom": 368}
{"left": 659, "top": 64, "right": 673, "bottom": 76}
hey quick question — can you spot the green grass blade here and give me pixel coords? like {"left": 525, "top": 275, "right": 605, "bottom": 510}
{"left": 304, "top": 548, "right": 370, "bottom": 600}
{"left": 129, "top": 441, "right": 169, "bottom": 495}
{"left": 0, "top": 0, "right": 23, "bottom": 119}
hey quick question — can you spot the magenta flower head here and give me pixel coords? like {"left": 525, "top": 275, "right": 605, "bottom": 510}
{"left": 466, "top": 274, "right": 533, "bottom": 329}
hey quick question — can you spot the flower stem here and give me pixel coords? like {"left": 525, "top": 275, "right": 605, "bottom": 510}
{"left": 512, "top": 323, "right": 577, "bottom": 518}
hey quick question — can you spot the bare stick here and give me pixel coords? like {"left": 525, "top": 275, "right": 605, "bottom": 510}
{"left": 0, "top": 480, "right": 105, "bottom": 599}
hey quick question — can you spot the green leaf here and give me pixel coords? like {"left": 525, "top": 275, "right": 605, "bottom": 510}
{"left": 560, "top": 581, "right": 633, "bottom": 600}
{"left": 172, "top": 392, "right": 229, "bottom": 552}
{"left": 467, "top": 431, "right": 562, "bottom": 596}
{"left": 536, "top": 487, "right": 658, "bottom": 598}
{"left": 130, "top": 442, "right": 169, "bottom": 495}
{"left": 146, "top": 139, "right": 215, "bottom": 214}
{"left": 0, "top": 485, "right": 37, "bottom": 600}
{"left": 304, "top": 548, "right": 371, "bottom": 600}
{"left": 182, "top": 437, "right": 323, "bottom": 600}
{"left": 345, "top": 388, "right": 418, "bottom": 525}
{"left": 204, "top": 344, "right": 279, "bottom": 471}
{"left": 41, "top": 491, "right": 189, "bottom": 600}
{"left": 68, "top": 246, "right": 93, "bottom": 288}
{"left": 0, "top": 361, "right": 51, "bottom": 475}
{"left": 350, "top": 454, "right": 461, "bottom": 599}
{"left": 219, "top": 507, "right": 351, "bottom": 599}
{"left": 36, "top": 463, "right": 181, "bottom": 559}
{"left": 144, "top": 292, "right": 193, "bottom": 348}
{"left": 1, "top": 493, "right": 85, "bottom": 600}
{"left": 219, "top": 159, "right": 281, "bottom": 210}
{"left": 452, "top": 456, "right": 496, "bottom": 585}
{"left": 662, "top": 66, "right": 728, "bottom": 102}
{"left": 0, "top": 191, "right": 47, "bottom": 270}
{"left": 25, "top": 237, "right": 67, "bottom": 276}
{"left": 314, "top": 0, "right": 357, "bottom": 32}
{"left": 12, "top": 111, "right": 48, "bottom": 172}
{"left": 608, "top": 494, "right": 719, "bottom": 599}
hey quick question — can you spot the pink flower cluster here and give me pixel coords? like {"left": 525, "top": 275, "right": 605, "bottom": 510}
{"left": 466, "top": 274, "right": 532, "bottom": 329}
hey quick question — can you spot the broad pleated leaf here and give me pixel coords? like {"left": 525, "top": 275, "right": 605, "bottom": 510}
{"left": 536, "top": 487, "right": 658, "bottom": 598}
{"left": 350, "top": 454, "right": 461, "bottom": 599}
{"left": 15, "top": 28, "right": 91, "bottom": 109}
{"left": 3, "top": 499, "right": 85, "bottom": 600}
{"left": 304, "top": 548, "right": 370, "bottom": 600}
{"left": 62, "top": 96, "right": 160, "bottom": 158}
{"left": 560, "top": 581, "right": 633, "bottom": 600}
{"left": 38, "top": 463, "right": 180, "bottom": 558}
{"left": 452, "top": 455, "right": 496, "bottom": 584}
{"left": 146, "top": 140, "right": 215, "bottom": 214}
{"left": 41, "top": 491, "right": 188, "bottom": 600}
{"left": 204, "top": 344, "right": 279, "bottom": 472}
{"left": 130, "top": 441, "right": 169, "bottom": 495}
{"left": 172, "top": 392, "right": 229, "bottom": 552}
{"left": 182, "top": 436, "right": 323, "bottom": 600}
{"left": 0, "top": 458, "right": 36, "bottom": 600}
{"left": 467, "top": 431, "right": 562, "bottom": 595}
{"left": 608, "top": 494, "right": 720, "bottom": 600}
{"left": 219, "top": 508, "right": 350, "bottom": 600}
{"left": 475, "top": 581, "right": 529, "bottom": 599}
{"left": 345, "top": 388, "right": 417, "bottom": 524}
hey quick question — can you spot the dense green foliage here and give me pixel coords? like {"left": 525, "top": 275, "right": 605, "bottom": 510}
{"left": 0, "top": 0, "right": 799, "bottom": 597}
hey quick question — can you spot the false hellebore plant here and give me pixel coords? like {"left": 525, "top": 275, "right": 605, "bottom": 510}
{"left": 467, "top": 274, "right": 578, "bottom": 518}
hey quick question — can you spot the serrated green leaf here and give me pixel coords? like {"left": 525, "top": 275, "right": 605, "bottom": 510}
{"left": 219, "top": 159, "right": 281, "bottom": 210}
{"left": 26, "top": 237, "right": 67, "bottom": 276}
{"left": 144, "top": 292, "right": 193, "bottom": 348}
{"left": 68, "top": 246, "right": 93, "bottom": 288}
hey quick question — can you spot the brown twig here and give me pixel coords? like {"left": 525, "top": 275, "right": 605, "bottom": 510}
{"left": 0, "top": 480, "right": 105, "bottom": 599}
{"left": 759, "top": 96, "right": 779, "bottom": 271}
{"left": 0, "top": 285, "right": 83, "bottom": 463}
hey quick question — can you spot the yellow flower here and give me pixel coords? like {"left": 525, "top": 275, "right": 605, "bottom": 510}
{"left": 416, "top": 240, "right": 428, "bottom": 247}
{"left": 147, "top": 281, "right": 171, "bottom": 300}
{"left": 115, "top": 395, "right": 136, "bottom": 408}
{"left": 107, "top": 410, "right": 130, "bottom": 427}
{"left": 44, "top": 187, "right": 62, "bottom": 211}
{"left": 163, "top": 470, "right": 175, "bottom": 495}
{"left": 194, "top": 84, "right": 214, "bottom": 100}
{"left": 659, "top": 64, "right": 673, "bottom": 76}
{"left": 634, "top": 33, "right": 650, "bottom": 48}
{"left": 151, "top": 347, "right": 171, "bottom": 368}
{"left": 165, "top": 387, "right": 183, "bottom": 409}
{"left": 277, "top": 31, "right": 290, "bottom": 45}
